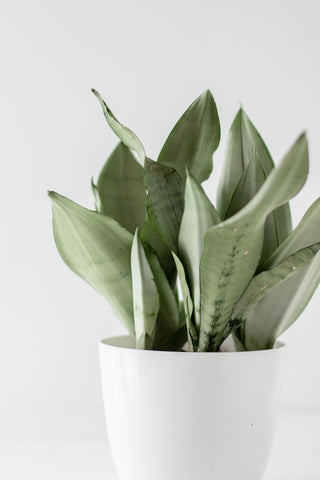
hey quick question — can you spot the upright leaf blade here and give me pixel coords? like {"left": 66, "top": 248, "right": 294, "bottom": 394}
{"left": 172, "top": 253, "right": 198, "bottom": 351}
{"left": 144, "top": 158, "right": 184, "bottom": 252}
{"left": 131, "top": 230, "right": 160, "bottom": 349}
{"left": 96, "top": 142, "right": 146, "bottom": 234}
{"left": 92, "top": 89, "right": 145, "bottom": 163}
{"left": 217, "top": 109, "right": 292, "bottom": 263}
{"left": 146, "top": 247, "right": 180, "bottom": 350}
{"left": 199, "top": 133, "right": 308, "bottom": 351}
{"left": 178, "top": 172, "right": 220, "bottom": 327}
{"left": 158, "top": 90, "right": 220, "bottom": 183}
{"left": 49, "top": 191, "right": 134, "bottom": 334}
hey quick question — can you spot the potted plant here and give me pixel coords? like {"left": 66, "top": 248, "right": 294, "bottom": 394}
{"left": 49, "top": 89, "right": 320, "bottom": 480}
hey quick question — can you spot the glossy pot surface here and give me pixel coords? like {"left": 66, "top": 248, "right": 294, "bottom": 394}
{"left": 99, "top": 336, "right": 286, "bottom": 480}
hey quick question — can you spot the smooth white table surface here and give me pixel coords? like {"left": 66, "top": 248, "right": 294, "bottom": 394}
{"left": 1, "top": 409, "right": 319, "bottom": 480}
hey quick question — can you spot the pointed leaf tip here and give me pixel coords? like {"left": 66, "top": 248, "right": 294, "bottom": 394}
{"left": 201, "top": 89, "right": 212, "bottom": 99}
{"left": 92, "top": 89, "right": 145, "bottom": 163}
{"left": 48, "top": 190, "right": 58, "bottom": 201}
{"left": 97, "top": 142, "right": 146, "bottom": 232}
{"left": 158, "top": 90, "right": 220, "bottom": 183}
{"left": 49, "top": 193, "right": 135, "bottom": 334}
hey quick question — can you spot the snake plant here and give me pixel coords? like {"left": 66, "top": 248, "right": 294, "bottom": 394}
{"left": 49, "top": 89, "right": 320, "bottom": 352}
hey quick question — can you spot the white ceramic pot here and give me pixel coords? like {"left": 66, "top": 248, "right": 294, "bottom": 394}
{"left": 99, "top": 336, "right": 286, "bottom": 480}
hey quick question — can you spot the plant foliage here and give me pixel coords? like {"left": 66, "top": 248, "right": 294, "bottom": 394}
{"left": 49, "top": 89, "right": 320, "bottom": 351}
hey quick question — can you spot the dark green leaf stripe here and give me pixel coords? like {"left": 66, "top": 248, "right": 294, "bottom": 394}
{"left": 144, "top": 158, "right": 184, "bottom": 252}
{"left": 199, "top": 133, "right": 308, "bottom": 351}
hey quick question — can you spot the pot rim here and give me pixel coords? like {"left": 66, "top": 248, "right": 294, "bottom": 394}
{"left": 99, "top": 335, "right": 286, "bottom": 357}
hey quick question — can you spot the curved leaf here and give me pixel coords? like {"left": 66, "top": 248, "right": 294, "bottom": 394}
{"left": 217, "top": 109, "right": 292, "bottom": 263}
{"left": 234, "top": 197, "right": 320, "bottom": 350}
{"left": 260, "top": 197, "right": 320, "bottom": 271}
{"left": 234, "top": 250, "right": 320, "bottom": 350}
{"left": 158, "top": 90, "right": 220, "bottom": 183}
{"left": 131, "top": 230, "right": 160, "bottom": 349}
{"left": 144, "top": 157, "right": 184, "bottom": 252}
{"left": 232, "top": 243, "right": 320, "bottom": 320}
{"left": 199, "top": 133, "right": 308, "bottom": 351}
{"left": 91, "top": 177, "right": 101, "bottom": 212}
{"left": 96, "top": 142, "right": 146, "bottom": 234}
{"left": 92, "top": 89, "right": 145, "bottom": 163}
{"left": 178, "top": 172, "right": 220, "bottom": 327}
{"left": 48, "top": 191, "right": 134, "bottom": 335}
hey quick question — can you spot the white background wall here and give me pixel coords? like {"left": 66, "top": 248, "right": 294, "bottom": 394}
{"left": 1, "top": 0, "right": 319, "bottom": 449}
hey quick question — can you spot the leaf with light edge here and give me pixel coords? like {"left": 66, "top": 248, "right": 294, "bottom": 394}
{"left": 232, "top": 243, "right": 320, "bottom": 320}
{"left": 217, "top": 109, "right": 292, "bottom": 264}
{"left": 131, "top": 229, "right": 160, "bottom": 349}
{"left": 178, "top": 172, "right": 220, "bottom": 327}
{"left": 92, "top": 89, "right": 145, "bottom": 163}
{"left": 49, "top": 191, "right": 135, "bottom": 335}
{"left": 234, "top": 199, "right": 320, "bottom": 350}
{"left": 199, "top": 133, "right": 308, "bottom": 351}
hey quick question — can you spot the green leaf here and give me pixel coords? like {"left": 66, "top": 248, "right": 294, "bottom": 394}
{"left": 217, "top": 109, "right": 292, "bottom": 263}
{"left": 234, "top": 250, "right": 320, "bottom": 350}
{"left": 234, "top": 198, "right": 320, "bottom": 350}
{"left": 141, "top": 215, "right": 177, "bottom": 289}
{"left": 91, "top": 177, "right": 101, "bottom": 212}
{"left": 144, "top": 157, "right": 184, "bottom": 252}
{"left": 232, "top": 243, "right": 320, "bottom": 320}
{"left": 172, "top": 253, "right": 198, "bottom": 351}
{"left": 146, "top": 248, "right": 179, "bottom": 350}
{"left": 48, "top": 191, "right": 134, "bottom": 335}
{"left": 199, "top": 133, "right": 308, "bottom": 351}
{"left": 260, "top": 198, "right": 320, "bottom": 271}
{"left": 178, "top": 172, "right": 220, "bottom": 327}
{"left": 158, "top": 90, "right": 220, "bottom": 183}
{"left": 136, "top": 333, "right": 154, "bottom": 350}
{"left": 92, "top": 89, "right": 145, "bottom": 163}
{"left": 96, "top": 142, "right": 146, "bottom": 234}
{"left": 164, "top": 322, "right": 188, "bottom": 352}
{"left": 131, "top": 229, "right": 160, "bottom": 349}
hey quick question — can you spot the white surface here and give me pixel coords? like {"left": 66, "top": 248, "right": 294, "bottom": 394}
{"left": 0, "top": 409, "right": 319, "bottom": 480}
{"left": 100, "top": 337, "right": 286, "bottom": 480}
{"left": 1, "top": 0, "right": 319, "bottom": 477}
